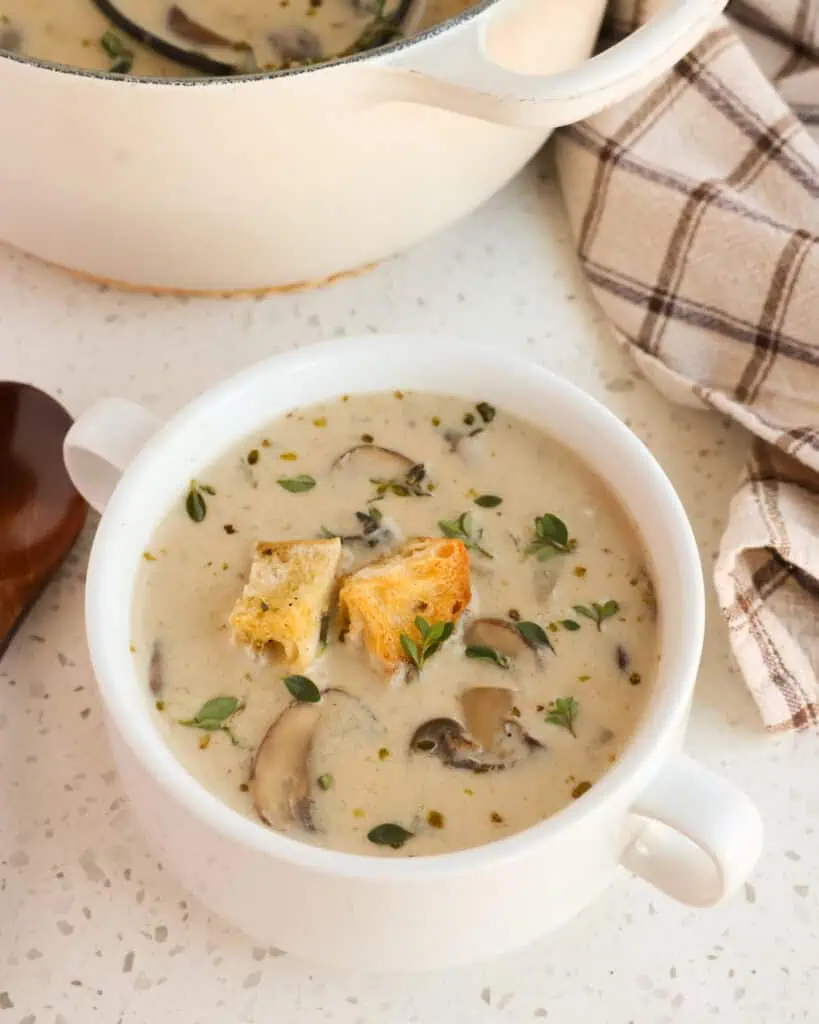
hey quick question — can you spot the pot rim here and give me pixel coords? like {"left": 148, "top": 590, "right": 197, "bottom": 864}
{"left": 84, "top": 334, "right": 705, "bottom": 881}
{"left": 0, "top": 0, "right": 494, "bottom": 85}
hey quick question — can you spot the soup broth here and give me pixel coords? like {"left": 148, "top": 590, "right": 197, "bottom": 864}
{"left": 0, "top": 0, "right": 473, "bottom": 75}
{"left": 132, "top": 390, "right": 658, "bottom": 857}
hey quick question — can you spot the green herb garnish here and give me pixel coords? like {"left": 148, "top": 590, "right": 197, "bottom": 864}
{"left": 476, "top": 402, "right": 496, "bottom": 423}
{"left": 514, "top": 620, "right": 554, "bottom": 651}
{"left": 284, "top": 675, "right": 321, "bottom": 703}
{"left": 317, "top": 773, "right": 334, "bottom": 791}
{"left": 560, "top": 619, "right": 581, "bottom": 631}
{"left": 371, "top": 462, "right": 429, "bottom": 499}
{"left": 438, "top": 511, "right": 493, "bottom": 558}
{"left": 465, "top": 645, "right": 510, "bottom": 669}
{"left": 524, "top": 513, "right": 571, "bottom": 561}
{"left": 247, "top": 448, "right": 260, "bottom": 465}
{"left": 367, "top": 823, "right": 414, "bottom": 849}
{"left": 400, "top": 617, "right": 454, "bottom": 672}
{"left": 100, "top": 30, "right": 134, "bottom": 73}
{"left": 180, "top": 696, "right": 243, "bottom": 744}
{"left": 474, "top": 494, "right": 503, "bottom": 508}
{"left": 545, "top": 696, "right": 579, "bottom": 737}
{"left": 573, "top": 600, "right": 620, "bottom": 631}
{"left": 277, "top": 474, "right": 316, "bottom": 493}
{"left": 185, "top": 483, "right": 208, "bottom": 522}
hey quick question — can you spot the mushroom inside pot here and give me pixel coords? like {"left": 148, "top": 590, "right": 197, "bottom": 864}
{"left": 409, "top": 687, "right": 541, "bottom": 773}
{"left": 250, "top": 687, "right": 375, "bottom": 831}
{"left": 463, "top": 617, "right": 540, "bottom": 662}
{"left": 332, "top": 443, "right": 429, "bottom": 497}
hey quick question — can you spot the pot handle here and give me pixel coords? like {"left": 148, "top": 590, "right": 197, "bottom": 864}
{"left": 620, "top": 753, "right": 763, "bottom": 906}
{"left": 381, "top": 0, "right": 726, "bottom": 128}
{"left": 63, "top": 398, "right": 158, "bottom": 514}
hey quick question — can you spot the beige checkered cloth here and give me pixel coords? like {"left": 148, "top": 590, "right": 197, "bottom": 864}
{"left": 556, "top": 0, "right": 819, "bottom": 732}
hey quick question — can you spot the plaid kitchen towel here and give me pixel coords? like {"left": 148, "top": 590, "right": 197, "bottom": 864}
{"left": 555, "top": 0, "right": 819, "bottom": 731}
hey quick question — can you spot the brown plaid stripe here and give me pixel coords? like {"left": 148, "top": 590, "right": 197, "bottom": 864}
{"left": 557, "top": 0, "right": 819, "bottom": 730}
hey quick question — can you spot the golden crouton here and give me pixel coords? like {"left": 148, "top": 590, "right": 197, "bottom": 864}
{"left": 338, "top": 537, "right": 471, "bottom": 674}
{"left": 229, "top": 539, "right": 342, "bottom": 670}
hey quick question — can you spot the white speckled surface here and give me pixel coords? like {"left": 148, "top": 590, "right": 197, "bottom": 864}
{"left": 1, "top": 151, "right": 816, "bottom": 1023}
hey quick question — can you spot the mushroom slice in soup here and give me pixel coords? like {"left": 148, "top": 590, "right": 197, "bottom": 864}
{"left": 463, "top": 617, "right": 539, "bottom": 662}
{"left": 409, "top": 709, "right": 540, "bottom": 774}
{"left": 0, "top": 25, "right": 22, "bottom": 52}
{"left": 332, "top": 442, "right": 433, "bottom": 499}
{"left": 250, "top": 699, "right": 320, "bottom": 831}
{"left": 460, "top": 686, "right": 515, "bottom": 748}
{"left": 332, "top": 442, "right": 421, "bottom": 479}
{"left": 250, "top": 688, "right": 375, "bottom": 831}
{"left": 91, "top": 0, "right": 257, "bottom": 75}
{"left": 269, "top": 27, "right": 323, "bottom": 64}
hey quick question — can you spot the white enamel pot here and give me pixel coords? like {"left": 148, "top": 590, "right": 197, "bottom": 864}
{"left": 0, "top": 0, "right": 726, "bottom": 293}
{"left": 63, "top": 335, "right": 762, "bottom": 971}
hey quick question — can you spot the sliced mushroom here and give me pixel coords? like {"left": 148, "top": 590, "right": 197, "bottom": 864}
{"left": 270, "top": 27, "right": 323, "bottom": 63}
{"left": 0, "top": 25, "right": 22, "bottom": 53}
{"left": 442, "top": 427, "right": 485, "bottom": 459}
{"left": 332, "top": 444, "right": 429, "bottom": 497}
{"left": 148, "top": 640, "right": 164, "bottom": 696}
{"left": 460, "top": 686, "right": 514, "bottom": 748}
{"left": 250, "top": 688, "right": 375, "bottom": 831}
{"left": 250, "top": 700, "right": 320, "bottom": 831}
{"left": 464, "top": 617, "right": 536, "bottom": 660}
{"left": 409, "top": 712, "right": 540, "bottom": 774}
{"left": 91, "top": 0, "right": 257, "bottom": 75}
{"left": 332, "top": 443, "right": 416, "bottom": 475}
{"left": 534, "top": 559, "right": 563, "bottom": 604}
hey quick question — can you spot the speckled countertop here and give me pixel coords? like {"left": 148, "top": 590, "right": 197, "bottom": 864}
{"left": 0, "top": 152, "right": 816, "bottom": 1024}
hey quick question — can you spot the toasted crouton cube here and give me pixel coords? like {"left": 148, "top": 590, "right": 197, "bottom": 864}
{"left": 229, "top": 538, "right": 342, "bottom": 671}
{"left": 338, "top": 537, "right": 471, "bottom": 674}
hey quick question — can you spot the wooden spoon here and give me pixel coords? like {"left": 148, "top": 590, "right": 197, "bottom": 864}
{"left": 0, "top": 383, "right": 87, "bottom": 658}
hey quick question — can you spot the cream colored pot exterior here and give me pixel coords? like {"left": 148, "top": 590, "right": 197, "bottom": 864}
{"left": 64, "top": 336, "right": 762, "bottom": 970}
{"left": 0, "top": 0, "right": 726, "bottom": 292}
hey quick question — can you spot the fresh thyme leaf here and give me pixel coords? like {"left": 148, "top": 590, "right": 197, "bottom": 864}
{"left": 515, "top": 620, "right": 553, "bottom": 651}
{"left": 572, "top": 601, "right": 620, "bottom": 631}
{"left": 370, "top": 462, "right": 429, "bottom": 499}
{"left": 317, "top": 773, "right": 334, "bottom": 791}
{"left": 560, "top": 619, "right": 581, "bottom": 631}
{"left": 277, "top": 474, "right": 316, "bottom": 493}
{"left": 476, "top": 402, "right": 496, "bottom": 423}
{"left": 465, "top": 644, "right": 510, "bottom": 669}
{"left": 247, "top": 448, "right": 260, "bottom": 465}
{"left": 284, "top": 675, "right": 321, "bottom": 703}
{"left": 355, "top": 506, "right": 383, "bottom": 536}
{"left": 545, "top": 696, "right": 579, "bottom": 737}
{"left": 180, "top": 696, "right": 242, "bottom": 731}
{"left": 367, "top": 823, "right": 413, "bottom": 849}
{"left": 400, "top": 617, "right": 454, "bottom": 671}
{"left": 438, "top": 511, "right": 493, "bottom": 558}
{"left": 185, "top": 485, "right": 207, "bottom": 522}
{"left": 524, "top": 513, "right": 571, "bottom": 561}
{"left": 400, "top": 633, "right": 420, "bottom": 668}
{"left": 100, "top": 30, "right": 134, "bottom": 73}
{"left": 474, "top": 494, "right": 503, "bottom": 508}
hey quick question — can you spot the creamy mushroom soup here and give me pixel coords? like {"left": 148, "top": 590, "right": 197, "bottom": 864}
{"left": 0, "top": 1, "right": 472, "bottom": 76}
{"left": 132, "top": 391, "right": 658, "bottom": 856}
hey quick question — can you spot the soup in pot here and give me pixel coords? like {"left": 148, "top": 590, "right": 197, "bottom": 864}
{"left": 0, "top": 0, "right": 473, "bottom": 76}
{"left": 132, "top": 390, "right": 658, "bottom": 857}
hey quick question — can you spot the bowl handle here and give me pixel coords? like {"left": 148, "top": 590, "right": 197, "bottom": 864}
{"left": 620, "top": 753, "right": 763, "bottom": 906}
{"left": 63, "top": 398, "right": 158, "bottom": 514}
{"left": 379, "top": 0, "right": 726, "bottom": 128}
